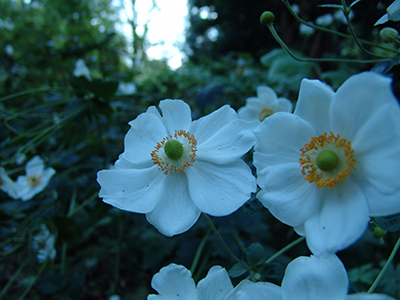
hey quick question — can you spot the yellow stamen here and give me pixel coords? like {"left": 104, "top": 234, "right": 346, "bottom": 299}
{"left": 299, "top": 132, "right": 355, "bottom": 188}
{"left": 258, "top": 108, "right": 275, "bottom": 121}
{"left": 27, "top": 174, "right": 41, "bottom": 187}
{"left": 151, "top": 130, "right": 197, "bottom": 175}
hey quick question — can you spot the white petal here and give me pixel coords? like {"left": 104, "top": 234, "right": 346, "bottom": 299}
{"left": 352, "top": 105, "right": 400, "bottom": 195}
{"left": 237, "top": 98, "right": 262, "bottom": 122}
{"left": 197, "top": 266, "right": 233, "bottom": 300}
{"left": 276, "top": 98, "right": 293, "bottom": 113}
{"left": 190, "top": 105, "right": 240, "bottom": 145}
{"left": 97, "top": 166, "right": 164, "bottom": 214}
{"left": 124, "top": 111, "right": 168, "bottom": 167}
{"left": 281, "top": 255, "right": 348, "bottom": 300}
{"left": 26, "top": 156, "right": 44, "bottom": 175}
{"left": 186, "top": 160, "right": 256, "bottom": 216}
{"left": 158, "top": 99, "right": 192, "bottom": 133}
{"left": 146, "top": 174, "right": 201, "bottom": 236}
{"left": 304, "top": 180, "right": 370, "bottom": 255}
{"left": 148, "top": 264, "right": 197, "bottom": 300}
{"left": 347, "top": 293, "right": 396, "bottom": 300}
{"left": 253, "top": 112, "right": 316, "bottom": 172}
{"left": 374, "top": 14, "right": 389, "bottom": 25}
{"left": 257, "top": 163, "right": 318, "bottom": 227}
{"left": 331, "top": 72, "right": 397, "bottom": 141}
{"left": 388, "top": 0, "right": 400, "bottom": 21}
{"left": 195, "top": 118, "right": 256, "bottom": 165}
{"left": 294, "top": 78, "right": 335, "bottom": 135}
{"left": 257, "top": 85, "right": 279, "bottom": 107}
{"left": 225, "top": 280, "right": 281, "bottom": 300}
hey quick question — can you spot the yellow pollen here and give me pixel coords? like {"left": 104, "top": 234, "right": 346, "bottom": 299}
{"left": 258, "top": 108, "right": 275, "bottom": 121}
{"left": 151, "top": 130, "right": 197, "bottom": 175}
{"left": 299, "top": 132, "right": 355, "bottom": 188}
{"left": 27, "top": 174, "right": 41, "bottom": 187}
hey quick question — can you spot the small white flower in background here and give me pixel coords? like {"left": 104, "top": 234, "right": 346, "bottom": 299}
{"left": 5, "top": 44, "right": 13, "bottom": 56}
{"left": 238, "top": 86, "right": 293, "bottom": 122}
{"left": 97, "top": 100, "right": 257, "bottom": 236}
{"left": 0, "top": 167, "right": 19, "bottom": 199}
{"left": 147, "top": 263, "right": 280, "bottom": 300}
{"left": 334, "top": 9, "right": 354, "bottom": 24}
{"left": 108, "top": 295, "right": 120, "bottom": 300}
{"left": 279, "top": 255, "right": 395, "bottom": 300}
{"left": 253, "top": 72, "right": 400, "bottom": 255}
{"left": 16, "top": 156, "right": 56, "bottom": 201}
{"left": 32, "top": 224, "right": 56, "bottom": 263}
{"left": 316, "top": 13, "right": 334, "bottom": 26}
{"left": 73, "top": 58, "right": 91, "bottom": 81}
{"left": 0, "top": 18, "right": 14, "bottom": 30}
{"left": 375, "top": 0, "right": 400, "bottom": 25}
{"left": 117, "top": 82, "right": 137, "bottom": 95}
{"left": 299, "top": 23, "right": 315, "bottom": 36}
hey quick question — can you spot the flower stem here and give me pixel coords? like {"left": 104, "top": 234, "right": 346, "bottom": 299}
{"left": 368, "top": 235, "right": 400, "bottom": 293}
{"left": 190, "top": 228, "right": 212, "bottom": 274}
{"left": 18, "top": 259, "right": 48, "bottom": 300}
{"left": 0, "top": 262, "right": 26, "bottom": 298}
{"left": 203, "top": 213, "right": 249, "bottom": 270}
{"left": 264, "top": 236, "right": 305, "bottom": 265}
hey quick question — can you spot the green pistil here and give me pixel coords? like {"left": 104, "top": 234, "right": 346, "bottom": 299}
{"left": 164, "top": 139, "right": 183, "bottom": 160}
{"left": 316, "top": 150, "right": 339, "bottom": 172}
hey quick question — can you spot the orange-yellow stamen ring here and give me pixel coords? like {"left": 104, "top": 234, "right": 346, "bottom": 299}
{"left": 299, "top": 132, "right": 355, "bottom": 188}
{"left": 27, "top": 174, "right": 41, "bottom": 187}
{"left": 151, "top": 130, "right": 197, "bottom": 175}
{"left": 259, "top": 108, "right": 275, "bottom": 121}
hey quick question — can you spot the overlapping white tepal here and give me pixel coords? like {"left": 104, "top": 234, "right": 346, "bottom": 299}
{"left": 253, "top": 72, "right": 400, "bottom": 255}
{"left": 97, "top": 100, "right": 257, "bottom": 236}
{"left": 238, "top": 85, "right": 292, "bottom": 122}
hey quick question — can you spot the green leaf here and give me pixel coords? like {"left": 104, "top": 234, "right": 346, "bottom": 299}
{"left": 228, "top": 263, "right": 248, "bottom": 278}
{"left": 373, "top": 213, "right": 400, "bottom": 232}
{"left": 318, "top": 4, "right": 344, "bottom": 9}
{"left": 245, "top": 243, "right": 267, "bottom": 266}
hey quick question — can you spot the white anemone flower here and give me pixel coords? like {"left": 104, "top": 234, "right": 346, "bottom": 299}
{"left": 32, "top": 224, "right": 56, "bottom": 263}
{"left": 253, "top": 72, "right": 400, "bottom": 255}
{"left": 375, "top": 0, "right": 400, "bottom": 25}
{"left": 238, "top": 86, "right": 293, "bottom": 122}
{"left": 147, "top": 263, "right": 280, "bottom": 300}
{"left": 0, "top": 167, "right": 19, "bottom": 199}
{"left": 279, "top": 255, "right": 395, "bottom": 300}
{"left": 117, "top": 82, "right": 137, "bottom": 95}
{"left": 16, "top": 156, "right": 56, "bottom": 201}
{"left": 97, "top": 100, "right": 257, "bottom": 236}
{"left": 73, "top": 58, "right": 91, "bottom": 81}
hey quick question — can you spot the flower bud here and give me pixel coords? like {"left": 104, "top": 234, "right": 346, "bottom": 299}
{"left": 373, "top": 226, "right": 386, "bottom": 239}
{"left": 260, "top": 11, "right": 275, "bottom": 26}
{"left": 379, "top": 27, "right": 399, "bottom": 43}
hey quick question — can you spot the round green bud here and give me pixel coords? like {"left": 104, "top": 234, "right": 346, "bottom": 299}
{"left": 260, "top": 11, "right": 275, "bottom": 26}
{"left": 316, "top": 150, "right": 339, "bottom": 172}
{"left": 380, "top": 27, "right": 399, "bottom": 43}
{"left": 373, "top": 227, "right": 386, "bottom": 239}
{"left": 164, "top": 139, "right": 183, "bottom": 160}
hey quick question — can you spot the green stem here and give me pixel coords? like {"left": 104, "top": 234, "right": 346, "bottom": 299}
{"left": 282, "top": 0, "right": 398, "bottom": 54}
{"left": 267, "top": 23, "right": 392, "bottom": 64}
{"left": 368, "top": 235, "right": 400, "bottom": 293}
{"left": 0, "top": 87, "right": 70, "bottom": 102}
{"left": 264, "top": 236, "right": 305, "bottom": 265}
{"left": 0, "top": 262, "right": 26, "bottom": 298}
{"left": 18, "top": 259, "right": 48, "bottom": 300}
{"left": 190, "top": 228, "right": 212, "bottom": 274}
{"left": 203, "top": 213, "right": 249, "bottom": 270}
{"left": 67, "top": 192, "right": 98, "bottom": 217}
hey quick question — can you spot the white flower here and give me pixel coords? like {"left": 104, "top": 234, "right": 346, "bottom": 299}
{"left": 97, "top": 100, "right": 257, "bottom": 236}
{"left": 32, "top": 224, "right": 56, "bottom": 263}
{"left": 280, "top": 254, "right": 395, "bottom": 300}
{"left": 300, "top": 23, "right": 315, "bottom": 36}
{"left": 238, "top": 86, "right": 293, "bottom": 122}
{"left": 375, "top": 0, "right": 400, "bottom": 25}
{"left": 147, "top": 264, "right": 280, "bottom": 300}
{"left": 73, "top": 58, "right": 91, "bottom": 81}
{"left": 316, "top": 14, "right": 334, "bottom": 26}
{"left": 117, "top": 82, "right": 137, "bottom": 95}
{"left": 0, "top": 167, "right": 19, "bottom": 199}
{"left": 5, "top": 44, "right": 13, "bottom": 56}
{"left": 16, "top": 156, "right": 56, "bottom": 201}
{"left": 253, "top": 72, "right": 400, "bottom": 255}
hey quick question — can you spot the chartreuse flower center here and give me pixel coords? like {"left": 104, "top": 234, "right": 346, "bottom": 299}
{"left": 299, "top": 132, "right": 355, "bottom": 188}
{"left": 259, "top": 108, "right": 275, "bottom": 121}
{"left": 27, "top": 174, "right": 41, "bottom": 187}
{"left": 151, "top": 130, "right": 197, "bottom": 175}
